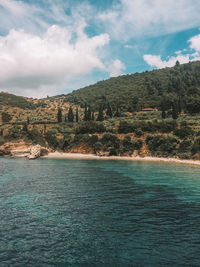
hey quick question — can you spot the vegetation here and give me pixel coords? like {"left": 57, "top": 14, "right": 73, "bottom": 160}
{"left": 1, "top": 61, "right": 200, "bottom": 160}
{"left": 0, "top": 92, "right": 36, "bottom": 109}
{"left": 65, "top": 61, "right": 200, "bottom": 115}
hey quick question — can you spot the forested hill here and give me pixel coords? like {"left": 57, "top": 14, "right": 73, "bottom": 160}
{"left": 65, "top": 61, "right": 200, "bottom": 114}
{"left": 0, "top": 92, "right": 35, "bottom": 110}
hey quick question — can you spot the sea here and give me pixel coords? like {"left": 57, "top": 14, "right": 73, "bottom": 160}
{"left": 0, "top": 157, "right": 200, "bottom": 266}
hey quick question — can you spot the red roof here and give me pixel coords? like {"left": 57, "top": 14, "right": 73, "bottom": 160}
{"left": 142, "top": 108, "right": 153, "bottom": 111}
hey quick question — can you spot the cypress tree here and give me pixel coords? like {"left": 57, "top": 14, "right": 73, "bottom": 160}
{"left": 23, "top": 123, "right": 28, "bottom": 132}
{"left": 161, "top": 101, "right": 166, "bottom": 119}
{"left": 114, "top": 105, "right": 120, "bottom": 117}
{"left": 68, "top": 106, "right": 74, "bottom": 122}
{"left": 84, "top": 104, "right": 88, "bottom": 121}
{"left": 178, "top": 97, "right": 183, "bottom": 114}
{"left": 76, "top": 108, "right": 79, "bottom": 122}
{"left": 97, "top": 105, "right": 104, "bottom": 121}
{"left": 106, "top": 103, "right": 112, "bottom": 118}
{"left": 172, "top": 102, "right": 178, "bottom": 120}
{"left": 161, "top": 109, "right": 166, "bottom": 119}
{"left": 57, "top": 107, "right": 62, "bottom": 123}
{"left": 92, "top": 111, "right": 95, "bottom": 121}
{"left": 87, "top": 105, "right": 92, "bottom": 121}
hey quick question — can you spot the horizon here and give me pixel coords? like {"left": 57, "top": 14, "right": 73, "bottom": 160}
{"left": 0, "top": 0, "right": 200, "bottom": 98}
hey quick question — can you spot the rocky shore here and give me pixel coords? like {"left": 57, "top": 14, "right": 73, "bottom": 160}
{"left": 0, "top": 142, "right": 49, "bottom": 159}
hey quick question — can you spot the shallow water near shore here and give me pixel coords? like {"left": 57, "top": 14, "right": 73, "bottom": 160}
{"left": 1, "top": 157, "right": 200, "bottom": 266}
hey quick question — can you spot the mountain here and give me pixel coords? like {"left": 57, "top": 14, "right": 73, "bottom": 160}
{"left": 65, "top": 60, "right": 200, "bottom": 114}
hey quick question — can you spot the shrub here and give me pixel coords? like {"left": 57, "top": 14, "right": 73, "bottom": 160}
{"left": 0, "top": 136, "right": 5, "bottom": 146}
{"left": 76, "top": 121, "right": 105, "bottom": 134}
{"left": 28, "top": 128, "right": 46, "bottom": 146}
{"left": 146, "top": 134, "right": 179, "bottom": 156}
{"left": 101, "top": 133, "right": 120, "bottom": 149}
{"left": 1, "top": 112, "right": 12, "bottom": 123}
{"left": 73, "top": 134, "right": 98, "bottom": 147}
{"left": 192, "top": 137, "right": 200, "bottom": 154}
{"left": 45, "top": 130, "right": 59, "bottom": 148}
{"left": 178, "top": 139, "right": 192, "bottom": 153}
{"left": 174, "top": 126, "right": 194, "bottom": 139}
{"left": 6, "top": 126, "right": 22, "bottom": 139}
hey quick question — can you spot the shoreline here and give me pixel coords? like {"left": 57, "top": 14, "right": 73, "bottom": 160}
{"left": 42, "top": 152, "right": 200, "bottom": 166}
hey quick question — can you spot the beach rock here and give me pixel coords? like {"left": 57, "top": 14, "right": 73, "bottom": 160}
{"left": 0, "top": 142, "right": 49, "bottom": 159}
{"left": 28, "top": 145, "right": 48, "bottom": 159}
{"left": 96, "top": 150, "right": 110, "bottom": 157}
{"left": 11, "top": 148, "right": 30, "bottom": 158}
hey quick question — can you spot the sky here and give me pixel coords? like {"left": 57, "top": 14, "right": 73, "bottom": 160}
{"left": 0, "top": 0, "right": 200, "bottom": 98}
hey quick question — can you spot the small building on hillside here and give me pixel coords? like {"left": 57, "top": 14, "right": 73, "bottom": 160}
{"left": 141, "top": 108, "right": 154, "bottom": 112}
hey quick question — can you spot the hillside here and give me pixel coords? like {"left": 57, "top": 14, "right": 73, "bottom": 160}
{"left": 0, "top": 92, "right": 36, "bottom": 110}
{"left": 65, "top": 61, "right": 200, "bottom": 114}
{"left": 1, "top": 61, "right": 200, "bottom": 160}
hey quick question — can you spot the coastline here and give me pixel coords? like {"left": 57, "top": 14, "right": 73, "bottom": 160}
{"left": 42, "top": 152, "right": 200, "bottom": 166}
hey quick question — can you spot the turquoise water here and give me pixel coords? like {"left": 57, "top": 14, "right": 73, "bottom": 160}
{"left": 1, "top": 158, "right": 200, "bottom": 266}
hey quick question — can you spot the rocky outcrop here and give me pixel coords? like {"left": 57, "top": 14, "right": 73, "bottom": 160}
{"left": 96, "top": 150, "right": 110, "bottom": 156}
{"left": 0, "top": 142, "right": 49, "bottom": 159}
{"left": 28, "top": 145, "right": 48, "bottom": 159}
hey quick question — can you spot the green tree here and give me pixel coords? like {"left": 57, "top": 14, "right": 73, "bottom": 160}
{"left": 114, "top": 105, "right": 121, "bottom": 117}
{"left": 1, "top": 112, "right": 12, "bottom": 123}
{"left": 172, "top": 102, "right": 178, "bottom": 120}
{"left": 97, "top": 105, "right": 104, "bottom": 121}
{"left": 92, "top": 111, "right": 95, "bottom": 121}
{"left": 175, "top": 60, "right": 180, "bottom": 67}
{"left": 87, "top": 105, "right": 92, "bottom": 121}
{"left": 57, "top": 107, "right": 62, "bottom": 123}
{"left": 106, "top": 103, "right": 113, "bottom": 118}
{"left": 76, "top": 107, "right": 79, "bottom": 122}
{"left": 68, "top": 106, "right": 74, "bottom": 122}
{"left": 84, "top": 104, "right": 88, "bottom": 121}
{"left": 161, "top": 105, "right": 166, "bottom": 119}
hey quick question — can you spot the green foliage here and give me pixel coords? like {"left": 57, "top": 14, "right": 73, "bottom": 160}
{"left": 73, "top": 134, "right": 98, "bottom": 147}
{"left": 67, "top": 106, "right": 74, "bottom": 122}
{"left": 146, "top": 134, "right": 179, "bottom": 156}
{"left": 45, "top": 130, "right": 59, "bottom": 148}
{"left": 75, "top": 121, "right": 106, "bottom": 134}
{"left": 76, "top": 108, "right": 79, "bottom": 122}
{"left": 87, "top": 105, "right": 92, "bottom": 121}
{"left": 97, "top": 105, "right": 104, "bottom": 121}
{"left": 28, "top": 128, "right": 45, "bottom": 146}
{"left": 1, "top": 112, "right": 12, "bottom": 123}
{"left": 0, "top": 92, "right": 36, "bottom": 109}
{"left": 65, "top": 61, "right": 200, "bottom": 114}
{"left": 62, "top": 134, "right": 71, "bottom": 149}
{"left": 173, "top": 125, "right": 194, "bottom": 139}
{"left": 172, "top": 102, "right": 178, "bottom": 119}
{"left": 178, "top": 139, "right": 192, "bottom": 154}
{"left": 6, "top": 125, "right": 22, "bottom": 139}
{"left": 0, "top": 136, "right": 5, "bottom": 146}
{"left": 106, "top": 103, "right": 113, "bottom": 118}
{"left": 100, "top": 133, "right": 120, "bottom": 155}
{"left": 192, "top": 137, "right": 200, "bottom": 154}
{"left": 118, "top": 119, "right": 177, "bottom": 134}
{"left": 84, "top": 104, "right": 88, "bottom": 121}
{"left": 57, "top": 107, "right": 62, "bottom": 123}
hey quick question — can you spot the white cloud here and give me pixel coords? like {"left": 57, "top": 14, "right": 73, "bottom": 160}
{"left": 189, "top": 34, "right": 200, "bottom": 51}
{"left": 108, "top": 59, "right": 126, "bottom": 77}
{"left": 0, "top": 25, "right": 110, "bottom": 96}
{"left": 143, "top": 54, "right": 190, "bottom": 69}
{"left": 143, "top": 32, "right": 200, "bottom": 69}
{"left": 99, "top": 0, "right": 200, "bottom": 41}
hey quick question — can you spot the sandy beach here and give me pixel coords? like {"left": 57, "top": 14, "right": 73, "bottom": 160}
{"left": 42, "top": 152, "right": 200, "bottom": 166}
